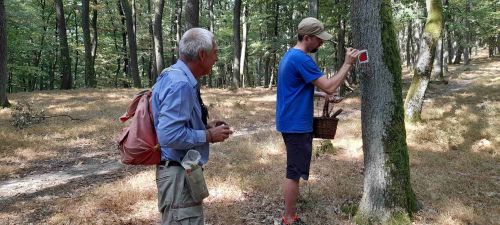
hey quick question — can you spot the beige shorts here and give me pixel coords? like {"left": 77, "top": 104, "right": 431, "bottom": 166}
{"left": 156, "top": 165, "right": 204, "bottom": 225}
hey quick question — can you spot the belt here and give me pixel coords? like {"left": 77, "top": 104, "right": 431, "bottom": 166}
{"left": 159, "top": 160, "right": 183, "bottom": 167}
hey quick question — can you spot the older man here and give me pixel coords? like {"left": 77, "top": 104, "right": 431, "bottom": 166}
{"left": 276, "top": 17, "right": 360, "bottom": 225}
{"left": 152, "top": 28, "right": 233, "bottom": 225}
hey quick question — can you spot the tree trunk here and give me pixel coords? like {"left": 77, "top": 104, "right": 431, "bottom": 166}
{"left": 0, "top": 0, "right": 9, "bottom": 107}
{"left": 431, "top": 38, "right": 444, "bottom": 81}
{"left": 404, "top": 0, "right": 443, "bottom": 122}
{"left": 147, "top": 0, "right": 156, "bottom": 87}
{"left": 406, "top": 20, "right": 413, "bottom": 68}
{"left": 120, "top": 0, "right": 141, "bottom": 88}
{"left": 153, "top": 0, "right": 165, "bottom": 80}
{"left": 73, "top": 12, "right": 79, "bottom": 88}
{"left": 175, "top": 0, "right": 182, "bottom": 61}
{"left": 91, "top": 0, "right": 98, "bottom": 74}
{"left": 463, "top": 0, "right": 471, "bottom": 65}
{"left": 184, "top": 0, "right": 199, "bottom": 30}
{"left": 208, "top": 0, "right": 214, "bottom": 88}
{"left": 82, "top": 0, "right": 96, "bottom": 87}
{"left": 240, "top": 4, "right": 248, "bottom": 88}
{"left": 231, "top": 0, "right": 241, "bottom": 90}
{"left": 308, "top": 0, "right": 318, "bottom": 62}
{"left": 118, "top": 1, "right": 129, "bottom": 87}
{"left": 351, "top": 1, "right": 418, "bottom": 223}
{"left": 55, "top": 0, "right": 72, "bottom": 89}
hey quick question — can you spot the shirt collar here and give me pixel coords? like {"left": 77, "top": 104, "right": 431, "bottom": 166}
{"left": 172, "top": 59, "right": 198, "bottom": 88}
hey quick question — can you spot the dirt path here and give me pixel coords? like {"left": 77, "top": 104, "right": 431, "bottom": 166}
{"left": 0, "top": 124, "right": 275, "bottom": 201}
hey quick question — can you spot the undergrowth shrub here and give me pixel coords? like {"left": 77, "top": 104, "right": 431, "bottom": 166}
{"left": 10, "top": 100, "right": 46, "bottom": 129}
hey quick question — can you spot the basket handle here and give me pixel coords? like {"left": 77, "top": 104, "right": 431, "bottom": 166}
{"left": 322, "top": 100, "right": 330, "bottom": 117}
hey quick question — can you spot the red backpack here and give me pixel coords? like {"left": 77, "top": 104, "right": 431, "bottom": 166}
{"left": 118, "top": 90, "right": 161, "bottom": 165}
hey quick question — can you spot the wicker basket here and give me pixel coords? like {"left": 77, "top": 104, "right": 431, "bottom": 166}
{"left": 313, "top": 99, "right": 342, "bottom": 139}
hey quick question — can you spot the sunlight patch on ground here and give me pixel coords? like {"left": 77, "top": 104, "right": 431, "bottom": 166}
{"left": 247, "top": 94, "right": 277, "bottom": 102}
{"left": 206, "top": 178, "right": 245, "bottom": 203}
{"left": 435, "top": 199, "right": 476, "bottom": 225}
{"left": 334, "top": 138, "right": 363, "bottom": 159}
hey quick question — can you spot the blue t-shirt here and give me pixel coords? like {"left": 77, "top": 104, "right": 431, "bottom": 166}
{"left": 276, "top": 48, "right": 323, "bottom": 133}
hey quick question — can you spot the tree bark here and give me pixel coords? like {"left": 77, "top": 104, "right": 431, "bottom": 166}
{"left": 463, "top": 0, "right": 471, "bottom": 65}
{"left": 308, "top": 0, "right": 318, "bottom": 62}
{"left": 240, "top": 4, "right": 248, "bottom": 88}
{"left": 231, "top": 0, "right": 241, "bottom": 90}
{"left": 55, "top": 0, "right": 72, "bottom": 89}
{"left": 120, "top": 0, "right": 141, "bottom": 88}
{"left": 152, "top": 0, "right": 165, "bottom": 80}
{"left": 118, "top": 0, "right": 129, "bottom": 83}
{"left": 0, "top": 0, "right": 10, "bottom": 107}
{"left": 404, "top": 0, "right": 443, "bottom": 122}
{"left": 184, "top": 0, "right": 199, "bottom": 30}
{"left": 91, "top": 0, "right": 98, "bottom": 72}
{"left": 351, "top": 1, "right": 418, "bottom": 223}
{"left": 82, "top": 0, "right": 96, "bottom": 87}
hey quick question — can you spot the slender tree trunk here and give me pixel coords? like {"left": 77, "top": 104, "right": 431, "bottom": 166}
{"left": 208, "top": 0, "right": 214, "bottom": 88}
{"left": 152, "top": 0, "right": 165, "bottom": 81}
{"left": 82, "top": 0, "right": 96, "bottom": 87}
{"left": 55, "top": 0, "right": 72, "bottom": 89}
{"left": 231, "top": 0, "right": 241, "bottom": 90}
{"left": 240, "top": 4, "right": 248, "bottom": 88}
{"left": 308, "top": 0, "right": 318, "bottom": 62}
{"left": 120, "top": 0, "right": 141, "bottom": 88}
{"left": 431, "top": 38, "right": 444, "bottom": 81}
{"left": 175, "top": 0, "right": 182, "bottom": 60}
{"left": 0, "top": 0, "right": 10, "bottom": 107}
{"left": 91, "top": 0, "right": 98, "bottom": 73}
{"left": 118, "top": 1, "right": 129, "bottom": 86}
{"left": 184, "top": 0, "right": 199, "bottom": 30}
{"left": 73, "top": 12, "right": 79, "bottom": 88}
{"left": 406, "top": 20, "right": 413, "bottom": 68}
{"left": 148, "top": 0, "right": 157, "bottom": 87}
{"left": 404, "top": 0, "right": 443, "bottom": 122}
{"left": 351, "top": 1, "right": 418, "bottom": 223}
{"left": 463, "top": 0, "right": 471, "bottom": 65}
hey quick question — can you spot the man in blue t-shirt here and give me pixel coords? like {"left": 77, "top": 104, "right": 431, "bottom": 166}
{"left": 276, "top": 17, "right": 360, "bottom": 225}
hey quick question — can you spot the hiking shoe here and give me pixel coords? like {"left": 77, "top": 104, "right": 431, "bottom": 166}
{"left": 281, "top": 215, "right": 306, "bottom": 225}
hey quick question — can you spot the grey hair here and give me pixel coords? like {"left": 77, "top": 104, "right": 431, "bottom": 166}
{"left": 179, "top": 28, "right": 215, "bottom": 61}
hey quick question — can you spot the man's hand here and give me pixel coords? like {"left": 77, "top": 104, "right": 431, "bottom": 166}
{"left": 326, "top": 94, "right": 344, "bottom": 103}
{"left": 207, "top": 120, "right": 227, "bottom": 129}
{"left": 207, "top": 124, "right": 233, "bottom": 143}
{"left": 344, "top": 47, "right": 360, "bottom": 66}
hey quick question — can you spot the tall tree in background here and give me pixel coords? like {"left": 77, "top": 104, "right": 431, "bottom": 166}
{"left": 120, "top": 0, "right": 141, "bottom": 88}
{"left": 309, "top": 0, "right": 318, "bottom": 62}
{"left": 184, "top": 0, "right": 198, "bottom": 30}
{"left": 351, "top": 0, "right": 418, "bottom": 223}
{"left": 240, "top": 3, "right": 248, "bottom": 88}
{"left": 231, "top": 0, "right": 241, "bottom": 90}
{"left": 55, "top": 0, "right": 72, "bottom": 89}
{"left": 404, "top": 0, "right": 443, "bottom": 122}
{"left": 82, "top": 0, "right": 96, "bottom": 87}
{"left": 152, "top": 0, "right": 165, "bottom": 82}
{"left": 91, "top": 0, "right": 98, "bottom": 78}
{"left": 0, "top": 0, "right": 9, "bottom": 107}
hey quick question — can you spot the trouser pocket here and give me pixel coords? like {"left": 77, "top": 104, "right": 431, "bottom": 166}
{"left": 185, "top": 166, "right": 209, "bottom": 202}
{"left": 173, "top": 205, "right": 204, "bottom": 225}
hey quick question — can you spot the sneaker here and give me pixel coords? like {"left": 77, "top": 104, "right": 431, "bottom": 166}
{"left": 281, "top": 215, "right": 306, "bottom": 225}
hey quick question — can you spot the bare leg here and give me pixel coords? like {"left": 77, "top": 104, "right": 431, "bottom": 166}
{"left": 283, "top": 178, "right": 299, "bottom": 223}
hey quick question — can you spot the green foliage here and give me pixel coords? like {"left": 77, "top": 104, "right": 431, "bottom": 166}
{"left": 313, "top": 139, "right": 338, "bottom": 158}
{"left": 3, "top": 0, "right": 498, "bottom": 92}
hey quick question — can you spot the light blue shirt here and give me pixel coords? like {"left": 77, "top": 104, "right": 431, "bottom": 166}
{"left": 151, "top": 60, "right": 209, "bottom": 165}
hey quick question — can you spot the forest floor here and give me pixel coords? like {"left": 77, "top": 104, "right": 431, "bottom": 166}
{"left": 0, "top": 51, "right": 498, "bottom": 225}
